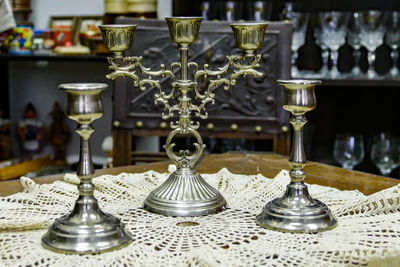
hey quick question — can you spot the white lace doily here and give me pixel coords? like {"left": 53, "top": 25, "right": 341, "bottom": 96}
{"left": 1, "top": 167, "right": 400, "bottom": 266}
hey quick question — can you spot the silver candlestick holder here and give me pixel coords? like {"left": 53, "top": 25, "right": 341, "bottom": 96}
{"left": 256, "top": 80, "right": 337, "bottom": 232}
{"left": 42, "top": 83, "right": 132, "bottom": 254}
{"left": 99, "top": 17, "right": 267, "bottom": 216}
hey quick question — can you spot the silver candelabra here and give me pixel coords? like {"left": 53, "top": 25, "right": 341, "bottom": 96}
{"left": 99, "top": 17, "right": 267, "bottom": 216}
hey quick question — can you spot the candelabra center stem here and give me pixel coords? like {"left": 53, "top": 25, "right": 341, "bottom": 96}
{"left": 179, "top": 44, "right": 189, "bottom": 81}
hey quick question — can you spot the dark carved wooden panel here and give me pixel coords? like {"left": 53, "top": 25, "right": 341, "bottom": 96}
{"left": 114, "top": 18, "right": 291, "bottom": 138}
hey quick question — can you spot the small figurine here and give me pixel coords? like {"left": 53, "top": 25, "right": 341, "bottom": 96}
{"left": 47, "top": 102, "right": 70, "bottom": 165}
{"left": 18, "top": 103, "right": 44, "bottom": 155}
{"left": 0, "top": 108, "right": 12, "bottom": 160}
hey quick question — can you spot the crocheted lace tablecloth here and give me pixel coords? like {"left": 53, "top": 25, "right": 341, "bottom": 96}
{"left": 1, "top": 167, "right": 400, "bottom": 267}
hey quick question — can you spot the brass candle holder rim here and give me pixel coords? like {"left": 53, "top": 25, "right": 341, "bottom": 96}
{"left": 165, "top": 16, "right": 203, "bottom": 21}
{"left": 58, "top": 83, "right": 108, "bottom": 91}
{"left": 230, "top": 22, "right": 268, "bottom": 27}
{"left": 277, "top": 79, "right": 322, "bottom": 86}
{"left": 98, "top": 24, "right": 137, "bottom": 29}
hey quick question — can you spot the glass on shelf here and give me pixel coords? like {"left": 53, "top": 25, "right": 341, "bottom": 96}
{"left": 247, "top": 1, "right": 273, "bottom": 22}
{"left": 283, "top": 12, "right": 310, "bottom": 78}
{"left": 200, "top": 1, "right": 211, "bottom": 20}
{"left": 384, "top": 11, "right": 400, "bottom": 78}
{"left": 360, "top": 10, "right": 384, "bottom": 79}
{"left": 224, "top": 1, "right": 243, "bottom": 21}
{"left": 317, "top": 12, "right": 350, "bottom": 79}
{"left": 347, "top": 12, "right": 363, "bottom": 78}
{"left": 313, "top": 15, "right": 330, "bottom": 78}
{"left": 333, "top": 133, "right": 365, "bottom": 170}
{"left": 370, "top": 132, "right": 400, "bottom": 177}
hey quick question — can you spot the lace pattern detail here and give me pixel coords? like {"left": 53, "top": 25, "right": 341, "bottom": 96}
{"left": 1, "top": 168, "right": 400, "bottom": 266}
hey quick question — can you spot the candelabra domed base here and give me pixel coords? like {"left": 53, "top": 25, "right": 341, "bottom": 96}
{"left": 256, "top": 182, "right": 337, "bottom": 233}
{"left": 143, "top": 168, "right": 227, "bottom": 216}
{"left": 42, "top": 200, "right": 132, "bottom": 254}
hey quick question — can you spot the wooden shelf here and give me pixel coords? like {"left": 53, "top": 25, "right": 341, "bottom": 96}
{"left": 0, "top": 52, "right": 107, "bottom": 62}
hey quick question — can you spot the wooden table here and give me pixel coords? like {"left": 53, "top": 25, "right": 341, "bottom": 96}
{"left": 0, "top": 153, "right": 398, "bottom": 197}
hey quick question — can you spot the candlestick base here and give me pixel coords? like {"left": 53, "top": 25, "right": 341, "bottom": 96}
{"left": 256, "top": 182, "right": 337, "bottom": 233}
{"left": 143, "top": 167, "right": 227, "bottom": 217}
{"left": 42, "top": 200, "right": 132, "bottom": 254}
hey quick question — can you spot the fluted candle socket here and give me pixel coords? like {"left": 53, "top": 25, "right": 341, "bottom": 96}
{"left": 230, "top": 22, "right": 268, "bottom": 57}
{"left": 99, "top": 24, "right": 137, "bottom": 58}
{"left": 165, "top": 17, "right": 203, "bottom": 46}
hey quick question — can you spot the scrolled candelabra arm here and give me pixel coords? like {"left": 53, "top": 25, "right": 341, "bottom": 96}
{"left": 106, "top": 56, "right": 177, "bottom": 93}
{"left": 191, "top": 54, "right": 262, "bottom": 120}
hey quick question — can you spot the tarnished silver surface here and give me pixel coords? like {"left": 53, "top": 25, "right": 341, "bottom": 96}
{"left": 256, "top": 79, "right": 337, "bottom": 233}
{"left": 42, "top": 83, "right": 132, "bottom": 254}
{"left": 100, "top": 18, "right": 267, "bottom": 217}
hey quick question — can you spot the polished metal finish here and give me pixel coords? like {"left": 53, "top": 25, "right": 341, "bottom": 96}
{"left": 100, "top": 18, "right": 267, "bottom": 217}
{"left": 256, "top": 79, "right": 337, "bottom": 233}
{"left": 230, "top": 23, "right": 268, "bottom": 57}
{"left": 165, "top": 17, "right": 203, "bottom": 45}
{"left": 42, "top": 83, "right": 132, "bottom": 254}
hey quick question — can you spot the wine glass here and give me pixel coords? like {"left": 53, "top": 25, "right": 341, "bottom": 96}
{"left": 284, "top": 11, "right": 310, "bottom": 78}
{"left": 318, "top": 12, "right": 350, "bottom": 78}
{"left": 247, "top": 1, "right": 273, "bottom": 22}
{"left": 370, "top": 133, "right": 400, "bottom": 176}
{"left": 224, "top": 1, "right": 243, "bottom": 21}
{"left": 360, "top": 10, "right": 384, "bottom": 79}
{"left": 333, "top": 133, "right": 365, "bottom": 170}
{"left": 314, "top": 16, "right": 330, "bottom": 78}
{"left": 384, "top": 11, "right": 400, "bottom": 78}
{"left": 347, "top": 12, "right": 363, "bottom": 77}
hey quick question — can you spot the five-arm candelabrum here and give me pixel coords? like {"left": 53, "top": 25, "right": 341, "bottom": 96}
{"left": 99, "top": 17, "right": 268, "bottom": 217}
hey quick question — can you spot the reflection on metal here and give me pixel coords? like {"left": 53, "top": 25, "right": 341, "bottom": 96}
{"left": 100, "top": 18, "right": 267, "bottom": 217}
{"left": 42, "top": 83, "right": 132, "bottom": 254}
{"left": 256, "top": 80, "right": 337, "bottom": 233}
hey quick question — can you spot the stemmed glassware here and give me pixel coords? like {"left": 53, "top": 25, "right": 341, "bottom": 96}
{"left": 314, "top": 16, "right": 330, "bottom": 78}
{"left": 333, "top": 133, "right": 365, "bottom": 170}
{"left": 370, "top": 133, "right": 400, "bottom": 176}
{"left": 384, "top": 11, "right": 400, "bottom": 78}
{"left": 347, "top": 12, "right": 363, "bottom": 77}
{"left": 318, "top": 12, "right": 349, "bottom": 78}
{"left": 247, "top": 1, "right": 273, "bottom": 21}
{"left": 285, "top": 12, "right": 310, "bottom": 78}
{"left": 360, "top": 10, "right": 384, "bottom": 79}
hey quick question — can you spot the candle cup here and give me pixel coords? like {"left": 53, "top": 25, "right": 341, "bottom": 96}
{"left": 230, "top": 23, "right": 268, "bottom": 57}
{"left": 99, "top": 25, "right": 137, "bottom": 58}
{"left": 256, "top": 80, "right": 337, "bottom": 233}
{"left": 165, "top": 17, "right": 203, "bottom": 46}
{"left": 41, "top": 83, "right": 132, "bottom": 254}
